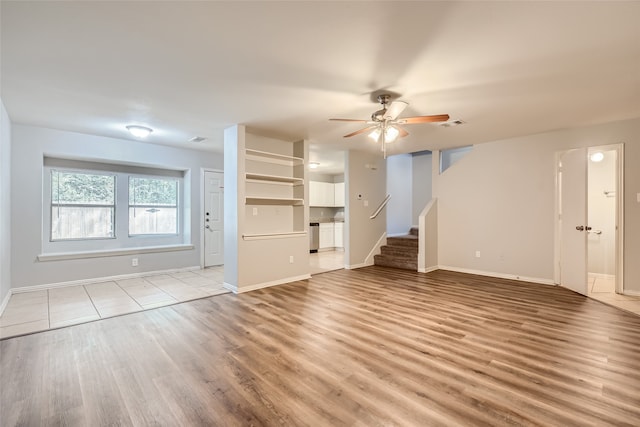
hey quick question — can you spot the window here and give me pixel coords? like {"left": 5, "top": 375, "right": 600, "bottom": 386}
{"left": 129, "top": 177, "right": 178, "bottom": 235}
{"left": 50, "top": 170, "right": 115, "bottom": 240}
{"left": 43, "top": 157, "right": 186, "bottom": 254}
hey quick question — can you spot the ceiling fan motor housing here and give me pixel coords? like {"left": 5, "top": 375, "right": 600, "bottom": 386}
{"left": 371, "top": 108, "right": 387, "bottom": 122}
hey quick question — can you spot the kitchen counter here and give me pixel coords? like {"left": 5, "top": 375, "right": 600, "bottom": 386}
{"left": 310, "top": 218, "right": 344, "bottom": 224}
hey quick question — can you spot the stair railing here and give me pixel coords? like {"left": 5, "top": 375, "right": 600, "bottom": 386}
{"left": 369, "top": 194, "right": 391, "bottom": 219}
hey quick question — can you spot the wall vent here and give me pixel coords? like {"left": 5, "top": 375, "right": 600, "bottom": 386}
{"left": 439, "top": 120, "right": 465, "bottom": 128}
{"left": 188, "top": 136, "right": 207, "bottom": 143}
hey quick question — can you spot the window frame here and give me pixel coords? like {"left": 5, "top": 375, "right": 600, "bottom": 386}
{"left": 128, "top": 175, "right": 180, "bottom": 237}
{"left": 49, "top": 169, "right": 117, "bottom": 242}
{"left": 42, "top": 159, "right": 186, "bottom": 255}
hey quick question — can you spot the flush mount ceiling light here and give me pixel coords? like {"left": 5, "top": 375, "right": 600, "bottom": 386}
{"left": 590, "top": 152, "right": 604, "bottom": 162}
{"left": 309, "top": 162, "right": 320, "bottom": 169}
{"left": 126, "top": 125, "right": 153, "bottom": 138}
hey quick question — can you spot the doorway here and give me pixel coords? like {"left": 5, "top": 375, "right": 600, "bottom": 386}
{"left": 556, "top": 144, "right": 624, "bottom": 296}
{"left": 203, "top": 170, "right": 224, "bottom": 267}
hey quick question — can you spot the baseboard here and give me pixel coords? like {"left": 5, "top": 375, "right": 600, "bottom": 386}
{"left": 624, "top": 289, "right": 640, "bottom": 297}
{"left": 223, "top": 282, "right": 238, "bottom": 294}
{"left": 345, "top": 261, "right": 374, "bottom": 270}
{"left": 10, "top": 265, "right": 202, "bottom": 294}
{"left": 418, "top": 266, "right": 439, "bottom": 273}
{"left": 228, "top": 274, "right": 312, "bottom": 294}
{"left": 437, "top": 265, "right": 555, "bottom": 286}
{"left": 588, "top": 272, "right": 615, "bottom": 280}
{"left": 0, "top": 289, "right": 12, "bottom": 317}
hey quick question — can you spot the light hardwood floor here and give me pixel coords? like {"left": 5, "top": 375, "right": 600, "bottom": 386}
{"left": 1, "top": 267, "right": 639, "bottom": 426}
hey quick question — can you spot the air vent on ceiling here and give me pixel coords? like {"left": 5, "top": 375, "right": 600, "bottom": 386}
{"left": 188, "top": 136, "right": 207, "bottom": 143}
{"left": 439, "top": 120, "right": 465, "bottom": 128}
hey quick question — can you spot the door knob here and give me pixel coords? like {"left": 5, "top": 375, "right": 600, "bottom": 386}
{"left": 205, "top": 225, "right": 210, "bottom": 229}
{"left": 576, "top": 225, "right": 584, "bottom": 231}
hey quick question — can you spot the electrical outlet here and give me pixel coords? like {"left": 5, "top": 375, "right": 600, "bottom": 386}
{"left": 475, "top": 251, "right": 481, "bottom": 258}
{"left": 132, "top": 258, "right": 139, "bottom": 267}
{"left": 289, "top": 256, "right": 294, "bottom": 264}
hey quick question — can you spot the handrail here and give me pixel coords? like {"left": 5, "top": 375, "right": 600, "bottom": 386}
{"left": 370, "top": 194, "right": 391, "bottom": 219}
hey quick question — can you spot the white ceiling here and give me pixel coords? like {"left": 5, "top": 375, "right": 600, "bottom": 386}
{"left": 2, "top": 1, "right": 639, "bottom": 173}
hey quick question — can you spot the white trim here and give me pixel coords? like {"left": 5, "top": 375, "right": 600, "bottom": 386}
{"left": 615, "top": 143, "right": 625, "bottom": 294}
{"left": 364, "top": 232, "right": 387, "bottom": 266}
{"left": 345, "top": 262, "right": 371, "bottom": 270}
{"left": 438, "top": 265, "right": 555, "bottom": 286}
{"left": 37, "top": 244, "right": 194, "bottom": 262}
{"left": 623, "top": 289, "right": 640, "bottom": 297}
{"left": 418, "top": 266, "right": 439, "bottom": 274}
{"left": 588, "top": 272, "right": 615, "bottom": 280}
{"left": 10, "top": 265, "right": 201, "bottom": 294}
{"left": 0, "top": 290, "right": 12, "bottom": 317}
{"left": 224, "top": 274, "right": 311, "bottom": 294}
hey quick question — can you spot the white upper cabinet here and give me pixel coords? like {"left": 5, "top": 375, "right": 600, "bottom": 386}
{"left": 309, "top": 181, "right": 344, "bottom": 207}
{"left": 334, "top": 182, "right": 345, "bottom": 207}
{"left": 309, "top": 181, "right": 334, "bottom": 207}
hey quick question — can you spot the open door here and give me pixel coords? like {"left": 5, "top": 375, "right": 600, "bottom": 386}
{"left": 558, "top": 148, "right": 588, "bottom": 295}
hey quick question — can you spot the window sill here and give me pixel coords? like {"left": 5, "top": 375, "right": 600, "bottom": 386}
{"left": 37, "top": 244, "right": 194, "bottom": 262}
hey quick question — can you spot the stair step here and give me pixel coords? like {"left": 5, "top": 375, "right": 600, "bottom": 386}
{"left": 409, "top": 227, "right": 419, "bottom": 236}
{"left": 386, "top": 235, "right": 418, "bottom": 248}
{"left": 380, "top": 245, "right": 417, "bottom": 258}
{"left": 374, "top": 254, "right": 417, "bottom": 271}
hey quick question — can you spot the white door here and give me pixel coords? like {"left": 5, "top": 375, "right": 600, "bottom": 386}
{"left": 204, "top": 171, "right": 224, "bottom": 266}
{"left": 559, "top": 148, "right": 588, "bottom": 295}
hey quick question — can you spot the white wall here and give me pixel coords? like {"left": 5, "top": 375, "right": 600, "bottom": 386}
{"left": 412, "top": 151, "right": 432, "bottom": 226}
{"left": 11, "top": 124, "right": 223, "bottom": 288}
{"left": 386, "top": 153, "right": 412, "bottom": 235}
{"left": 345, "top": 150, "right": 387, "bottom": 267}
{"left": 434, "top": 117, "right": 640, "bottom": 292}
{"left": 588, "top": 150, "right": 616, "bottom": 275}
{"left": 0, "top": 99, "right": 11, "bottom": 303}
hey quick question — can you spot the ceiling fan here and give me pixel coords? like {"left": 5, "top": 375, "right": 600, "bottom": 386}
{"left": 330, "top": 94, "right": 449, "bottom": 158}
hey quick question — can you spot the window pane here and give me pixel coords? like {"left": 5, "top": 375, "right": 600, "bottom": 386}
{"left": 52, "top": 171, "right": 115, "bottom": 205}
{"left": 50, "top": 170, "right": 115, "bottom": 240}
{"left": 51, "top": 207, "right": 114, "bottom": 240}
{"left": 129, "top": 207, "right": 177, "bottom": 235}
{"left": 129, "top": 177, "right": 177, "bottom": 206}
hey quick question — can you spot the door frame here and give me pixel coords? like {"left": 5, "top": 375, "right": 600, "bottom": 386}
{"left": 554, "top": 143, "right": 624, "bottom": 293}
{"left": 200, "top": 168, "right": 224, "bottom": 269}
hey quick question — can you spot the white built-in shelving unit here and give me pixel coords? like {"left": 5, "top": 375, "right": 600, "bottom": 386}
{"left": 243, "top": 145, "right": 306, "bottom": 239}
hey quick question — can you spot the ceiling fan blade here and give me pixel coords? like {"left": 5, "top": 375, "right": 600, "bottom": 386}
{"left": 397, "top": 114, "right": 450, "bottom": 124}
{"left": 344, "top": 125, "right": 378, "bottom": 138}
{"left": 329, "top": 118, "right": 368, "bottom": 123}
{"left": 383, "top": 101, "right": 408, "bottom": 120}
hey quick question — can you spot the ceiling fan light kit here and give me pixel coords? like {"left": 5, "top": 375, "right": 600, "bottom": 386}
{"left": 330, "top": 94, "right": 449, "bottom": 158}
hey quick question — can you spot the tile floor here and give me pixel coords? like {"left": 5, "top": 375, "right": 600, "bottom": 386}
{"left": 0, "top": 267, "right": 228, "bottom": 339}
{"left": 309, "top": 250, "right": 345, "bottom": 275}
{"left": 588, "top": 274, "right": 640, "bottom": 316}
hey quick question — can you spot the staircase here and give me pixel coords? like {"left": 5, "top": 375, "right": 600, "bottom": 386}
{"left": 374, "top": 227, "right": 418, "bottom": 271}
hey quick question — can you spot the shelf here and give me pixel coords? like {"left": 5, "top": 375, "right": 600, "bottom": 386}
{"left": 246, "top": 173, "right": 303, "bottom": 184}
{"left": 246, "top": 196, "right": 304, "bottom": 205}
{"left": 242, "top": 231, "right": 307, "bottom": 241}
{"left": 246, "top": 149, "right": 304, "bottom": 165}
